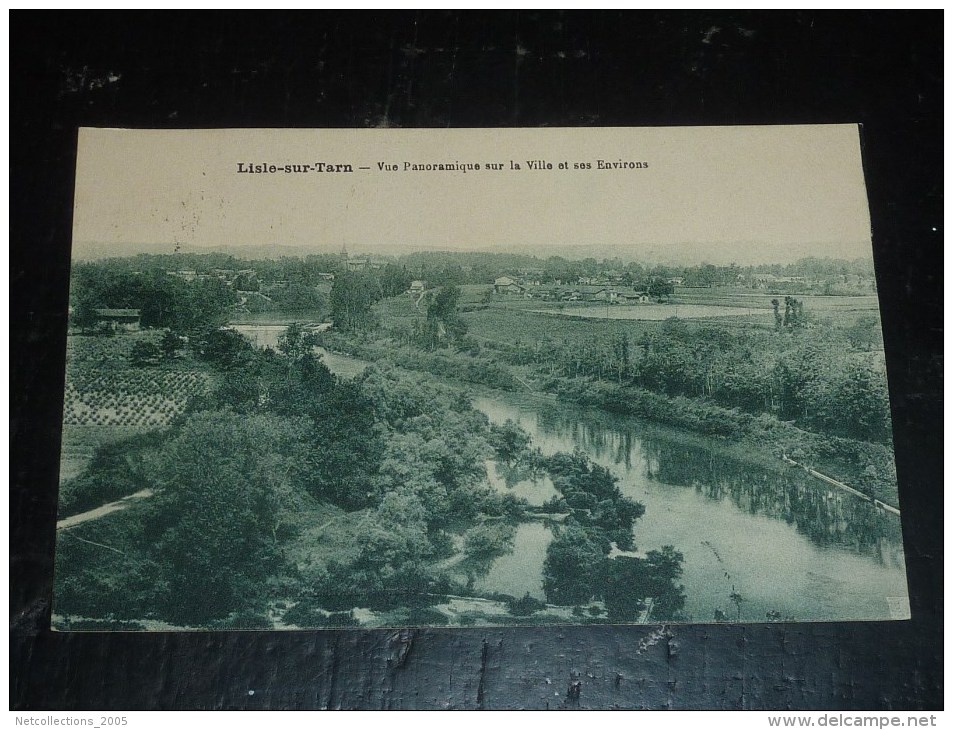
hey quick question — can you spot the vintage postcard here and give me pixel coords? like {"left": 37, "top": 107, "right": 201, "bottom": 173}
{"left": 53, "top": 126, "right": 909, "bottom": 629}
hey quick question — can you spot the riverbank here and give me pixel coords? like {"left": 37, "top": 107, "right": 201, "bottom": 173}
{"left": 317, "top": 332, "right": 899, "bottom": 507}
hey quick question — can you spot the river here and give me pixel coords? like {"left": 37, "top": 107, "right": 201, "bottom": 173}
{"left": 471, "top": 395, "right": 908, "bottom": 622}
{"left": 231, "top": 324, "right": 910, "bottom": 623}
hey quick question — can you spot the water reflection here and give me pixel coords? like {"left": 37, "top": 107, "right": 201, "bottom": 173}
{"left": 485, "top": 460, "right": 557, "bottom": 506}
{"left": 275, "top": 340, "right": 909, "bottom": 623}
{"left": 474, "top": 522, "right": 551, "bottom": 600}
{"left": 530, "top": 402, "right": 904, "bottom": 565}
{"left": 473, "top": 393, "right": 909, "bottom": 622}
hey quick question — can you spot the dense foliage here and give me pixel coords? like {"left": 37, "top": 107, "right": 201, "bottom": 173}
{"left": 328, "top": 270, "right": 382, "bottom": 331}
{"left": 55, "top": 336, "right": 535, "bottom": 625}
{"left": 73, "top": 251, "right": 876, "bottom": 300}
{"left": 477, "top": 316, "right": 891, "bottom": 446}
{"left": 58, "top": 250, "right": 888, "bottom": 627}
{"left": 537, "top": 452, "right": 685, "bottom": 620}
{"left": 71, "top": 264, "right": 236, "bottom": 333}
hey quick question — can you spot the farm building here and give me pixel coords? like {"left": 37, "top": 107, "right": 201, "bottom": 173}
{"left": 573, "top": 286, "right": 622, "bottom": 302}
{"left": 93, "top": 308, "right": 141, "bottom": 331}
{"left": 622, "top": 291, "right": 651, "bottom": 304}
{"left": 494, "top": 276, "right": 525, "bottom": 294}
{"left": 408, "top": 280, "right": 427, "bottom": 295}
{"left": 589, "top": 288, "right": 618, "bottom": 302}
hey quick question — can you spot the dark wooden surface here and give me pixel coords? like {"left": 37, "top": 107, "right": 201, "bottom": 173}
{"left": 10, "top": 11, "right": 942, "bottom": 710}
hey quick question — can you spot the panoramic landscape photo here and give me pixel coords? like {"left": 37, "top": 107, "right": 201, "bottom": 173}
{"left": 53, "top": 246, "right": 908, "bottom": 630}
{"left": 52, "top": 125, "right": 908, "bottom": 629}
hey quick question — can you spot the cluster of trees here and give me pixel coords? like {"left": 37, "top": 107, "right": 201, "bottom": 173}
{"left": 328, "top": 273, "right": 473, "bottom": 354}
{"left": 83, "top": 252, "right": 344, "bottom": 284}
{"left": 267, "top": 281, "right": 325, "bottom": 312}
{"left": 536, "top": 451, "right": 685, "bottom": 621}
{"left": 394, "top": 252, "right": 873, "bottom": 290}
{"left": 483, "top": 318, "right": 892, "bottom": 445}
{"left": 128, "top": 332, "right": 185, "bottom": 366}
{"left": 328, "top": 270, "right": 382, "bottom": 331}
{"left": 772, "top": 296, "right": 805, "bottom": 330}
{"left": 71, "top": 259, "right": 331, "bottom": 328}
{"left": 71, "top": 263, "right": 236, "bottom": 334}
{"left": 324, "top": 261, "right": 889, "bottom": 446}
{"left": 56, "top": 332, "right": 532, "bottom": 625}
{"left": 77, "top": 250, "right": 875, "bottom": 297}
{"left": 413, "top": 286, "right": 469, "bottom": 350}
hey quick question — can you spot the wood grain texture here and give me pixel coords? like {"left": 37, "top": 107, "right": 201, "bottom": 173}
{"left": 10, "top": 11, "right": 942, "bottom": 710}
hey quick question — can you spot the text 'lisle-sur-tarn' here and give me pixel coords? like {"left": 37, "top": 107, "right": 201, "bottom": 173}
{"left": 234, "top": 158, "right": 650, "bottom": 174}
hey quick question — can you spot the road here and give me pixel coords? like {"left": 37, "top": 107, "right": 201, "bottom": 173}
{"left": 56, "top": 488, "right": 154, "bottom": 530}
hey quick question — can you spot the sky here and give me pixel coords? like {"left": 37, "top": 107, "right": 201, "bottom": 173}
{"left": 72, "top": 125, "right": 874, "bottom": 265}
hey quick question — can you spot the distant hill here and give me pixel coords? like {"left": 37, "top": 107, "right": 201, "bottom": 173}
{"left": 72, "top": 241, "right": 351, "bottom": 261}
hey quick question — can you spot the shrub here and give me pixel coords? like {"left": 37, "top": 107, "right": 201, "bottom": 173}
{"left": 407, "top": 606, "right": 449, "bottom": 626}
{"left": 507, "top": 592, "right": 546, "bottom": 616}
{"left": 215, "top": 609, "right": 274, "bottom": 630}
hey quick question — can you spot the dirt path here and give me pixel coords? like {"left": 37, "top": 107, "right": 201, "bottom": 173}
{"left": 56, "top": 489, "right": 154, "bottom": 530}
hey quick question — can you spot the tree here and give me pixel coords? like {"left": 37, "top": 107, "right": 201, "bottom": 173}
{"left": 176, "top": 277, "right": 236, "bottom": 332}
{"left": 782, "top": 296, "right": 805, "bottom": 329}
{"left": 821, "top": 361, "right": 892, "bottom": 443}
{"left": 322, "top": 490, "right": 437, "bottom": 609}
{"left": 542, "top": 524, "right": 609, "bottom": 605}
{"left": 379, "top": 263, "right": 413, "bottom": 298}
{"left": 160, "top": 331, "right": 185, "bottom": 360}
{"left": 271, "top": 281, "right": 324, "bottom": 312}
{"left": 773, "top": 343, "right": 830, "bottom": 421}
{"left": 459, "top": 522, "right": 517, "bottom": 586}
{"left": 195, "top": 328, "right": 254, "bottom": 369}
{"left": 463, "top": 522, "right": 517, "bottom": 562}
{"left": 418, "top": 285, "right": 468, "bottom": 350}
{"left": 846, "top": 314, "right": 882, "bottom": 351}
{"left": 647, "top": 277, "right": 674, "bottom": 302}
{"left": 129, "top": 340, "right": 162, "bottom": 367}
{"left": 611, "top": 332, "right": 630, "bottom": 383}
{"left": 488, "top": 420, "right": 531, "bottom": 464}
{"left": 602, "top": 547, "right": 685, "bottom": 622}
{"left": 303, "top": 382, "right": 384, "bottom": 509}
{"left": 277, "top": 322, "right": 318, "bottom": 361}
{"left": 144, "top": 411, "right": 312, "bottom": 624}
{"left": 232, "top": 271, "right": 259, "bottom": 292}
{"left": 642, "top": 546, "right": 686, "bottom": 620}
{"left": 329, "top": 271, "right": 381, "bottom": 331}
{"left": 72, "top": 296, "right": 101, "bottom": 333}
{"left": 602, "top": 556, "right": 647, "bottom": 621}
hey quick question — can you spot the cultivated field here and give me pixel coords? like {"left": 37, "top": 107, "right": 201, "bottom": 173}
{"left": 462, "top": 307, "right": 661, "bottom": 349}
{"left": 63, "top": 370, "right": 208, "bottom": 427}
{"left": 60, "top": 332, "right": 212, "bottom": 483}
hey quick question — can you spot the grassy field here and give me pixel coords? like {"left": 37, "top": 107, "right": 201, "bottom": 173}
{"left": 376, "top": 284, "right": 882, "bottom": 350}
{"left": 58, "top": 424, "right": 154, "bottom": 484}
{"left": 673, "top": 286, "right": 880, "bottom": 309}
{"left": 462, "top": 306, "right": 662, "bottom": 349}
{"left": 529, "top": 303, "right": 775, "bottom": 322}
{"left": 672, "top": 287, "right": 881, "bottom": 326}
